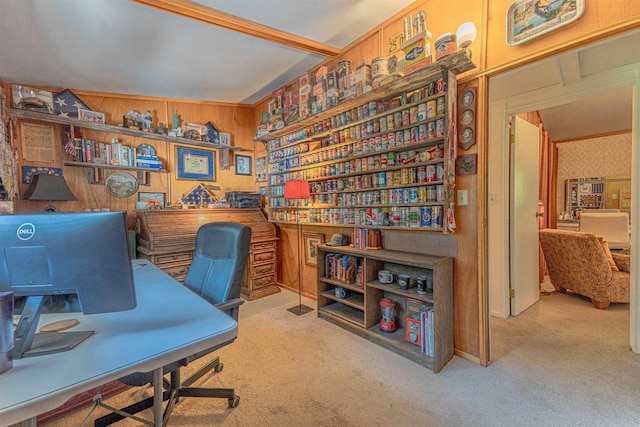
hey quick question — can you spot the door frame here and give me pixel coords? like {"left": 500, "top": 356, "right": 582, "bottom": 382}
{"left": 487, "top": 62, "right": 640, "bottom": 351}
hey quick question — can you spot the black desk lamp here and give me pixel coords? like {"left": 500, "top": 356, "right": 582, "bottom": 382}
{"left": 284, "top": 179, "right": 314, "bottom": 316}
{"left": 23, "top": 174, "right": 77, "bottom": 212}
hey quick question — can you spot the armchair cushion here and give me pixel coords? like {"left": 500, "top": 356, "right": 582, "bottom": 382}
{"left": 612, "top": 253, "right": 631, "bottom": 273}
{"left": 596, "top": 235, "right": 619, "bottom": 271}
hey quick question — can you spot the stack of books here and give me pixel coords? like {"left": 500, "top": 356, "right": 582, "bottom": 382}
{"left": 351, "top": 228, "right": 382, "bottom": 249}
{"left": 324, "top": 253, "right": 363, "bottom": 288}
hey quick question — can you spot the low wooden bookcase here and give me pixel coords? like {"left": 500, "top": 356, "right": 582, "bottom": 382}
{"left": 317, "top": 244, "right": 453, "bottom": 373}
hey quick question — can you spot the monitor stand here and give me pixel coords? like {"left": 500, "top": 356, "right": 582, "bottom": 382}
{"left": 14, "top": 296, "right": 94, "bottom": 359}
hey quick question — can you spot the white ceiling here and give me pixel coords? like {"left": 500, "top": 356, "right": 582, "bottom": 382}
{"left": 0, "top": 0, "right": 414, "bottom": 105}
{"left": 494, "top": 30, "right": 639, "bottom": 141}
{"left": 1, "top": 2, "right": 636, "bottom": 141}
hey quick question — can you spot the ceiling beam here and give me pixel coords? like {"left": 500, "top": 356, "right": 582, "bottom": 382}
{"left": 129, "top": 0, "right": 341, "bottom": 57}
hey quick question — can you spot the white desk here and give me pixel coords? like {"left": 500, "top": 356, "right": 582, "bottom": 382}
{"left": 0, "top": 260, "right": 238, "bottom": 427}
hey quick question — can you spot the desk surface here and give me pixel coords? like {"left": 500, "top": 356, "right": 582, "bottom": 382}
{"left": 0, "top": 260, "right": 238, "bottom": 426}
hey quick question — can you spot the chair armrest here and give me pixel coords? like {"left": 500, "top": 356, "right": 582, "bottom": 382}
{"left": 215, "top": 298, "right": 245, "bottom": 314}
{"left": 612, "top": 253, "right": 631, "bottom": 273}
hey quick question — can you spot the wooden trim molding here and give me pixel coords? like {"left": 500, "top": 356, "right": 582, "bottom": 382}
{"left": 129, "top": 0, "right": 341, "bottom": 57}
{"left": 554, "top": 129, "right": 632, "bottom": 144}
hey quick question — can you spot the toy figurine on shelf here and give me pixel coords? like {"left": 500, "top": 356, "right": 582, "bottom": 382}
{"left": 143, "top": 109, "right": 153, "bottom": 132}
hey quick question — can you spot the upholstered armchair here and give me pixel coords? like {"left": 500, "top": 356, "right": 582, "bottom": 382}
{"left": 539, "top": 229, "right": 630, "bottom": 309}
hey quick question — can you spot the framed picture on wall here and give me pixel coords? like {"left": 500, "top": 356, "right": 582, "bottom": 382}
{"left": 235, "top": 155, "right": 252, "bottom": 176}
{"left": 303, "top": 232, "right": 324, "bottom": 266}
{"left": 175, "top": 146, "right": 215, "bottom": 181}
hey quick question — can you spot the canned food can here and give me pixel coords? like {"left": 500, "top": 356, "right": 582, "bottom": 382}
{"left": 403, "top": 129, "right": 411, "bottom": 145}
{"left": 436, "top": 96, "right": 446, "bottom": 115}
{"left": 380, "top": 117, "right": 387, "bottom": 133}
{"left": 418, "top": 124, "right": 427, "bottom": 141}
{"left": 393, "top": 171, "right": 402, "bottom": 186}
{"left": 436, "top": 118, "right": 445, "bottom": 137}
{"left": 366, "top": 120, "right": 374, "bottom": 135}
{"left": 373, "top": 119, "right": 380, "bottom": 133}
{"left": 436, "top": 184, "right": 445, "bottom": 202}
{"left": 369, "top": 101, "right": 377, "bottom": 117}
{"left": 410, "top": 106, "right": 419, "bottom": 123}
{"left": 421, "top": 207, "right": 432, "bottom": 227}
{"left": 371, "top": 57, "right": 389, "bottom": 79}
{"left": 388, "top": 132, "right": 396, "bottom": 147}
{"left": 410, "top": 127, "right": 418, "bottom": 143}
{"left": 436, "top": 163, "right": 445, "bottom": 181}
{"left": 394, "top": 112, "right": 403, "bottom": 128}
{"left": 386, "top": 171, "right": 394, "bottom": 186}
{"left": 402, "top": 109, "right": 410, "bottom": 126}
{"left": 380, "top": 156, "right": 388, "bottom": 168}
{"left": 409, "top": 207, "right": 421, "bottom": 227}
{"left": 387, "top": 152, "right": 396, "bottom": 166}
{"left": 428, "top": 121, "right": 437, "bottom": 139}
{"left": 394, "top": 188, "right": 403, "bottom": 202}
{"left": 427, "top": 100, "right": 437, "bottom": 118}
{"left": 374, "top": 136, "right": 382, "bottom": 151}
{"left": 401, "top": 168, "right": 409, "bottom": 185}
{"left": 380, "top": 190, "right": 388, "bottom": 204}
{"left": 396, "top": 130, "right": 404, "bottom": 145}
{"left": 418, "top": 103, "right": 427, "bottom": 121}
{"left": 386, "top": 114, "right": 395, "bottom": 130}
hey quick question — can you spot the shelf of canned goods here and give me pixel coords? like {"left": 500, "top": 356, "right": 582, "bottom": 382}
{"left": 258, "top": 51, "right": 474, "bottom": 234}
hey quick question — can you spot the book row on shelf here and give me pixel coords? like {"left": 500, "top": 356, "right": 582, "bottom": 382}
{"left": 264, "top": 78, "right": 446, "bottom": 150}
{"left": 405, "top": 297, "right": 436, "bottom": 356}
{"left": 268, "top": 143, "right": 445, "bottom": 186}
{"left": 271, "top": 204, "right": 444, "bottom": 229}
{"left": 69, "top": 138, "right": 163, "bottom": 169}
{"left": 351, "top": 228, "right": 382, "bottom": 249}
{"left": 324, "top": 253, "right": 365, "bottom": 289}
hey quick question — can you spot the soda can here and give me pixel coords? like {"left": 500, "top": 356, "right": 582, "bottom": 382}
{"left": 393, "top": 171, "right": 402, "bottom": 186}
{"left": 409, "top": 207, "right": 421, "bottom": 227}
{"left": 374, "top": 136, "right": 382, "bottom": 151}
{"left": 432, "top": 206, "right": 443, "bottom": 228}
{"left": 409, "top": 167, "right": 417, "bottom": 184}
{"left": 418, "top": 186, "right": 427, "bottom": 202}
{"left": 400, "top": 168, "right": 409, "bottom": 185}
{"left": 380, "top": 156, "right": 388, "bottom": 168}
{"left": 373, "top": 119, "right": 380, "bottom": 134}
{"left": 380, "top": 116, "right": 387, "bottom": 133}
{"left": 369, "top": 101, "right": 377, "bottom": 117}
{"left": 394, "top": 188, "right": 403, "bottom": 203}
{"left": 380, "top": 189, "right": 388, "bottom": 204}
{"left": 378, "top": 171, "right": 387, "bottom": 186}
{"left": 387, "top": 152, "right": 396, "bottom": 166}
{"left": 417, "top": 166, "right": 427, "bottom": 183}
{"left": 396, "top": 130, "right": 404, "bottom": 145}
{"left": 421, "top": 207, "right": 432, "bottom": 227}
{"left": 436, "top": 163, "right": 445, "bottom": 181}
{"left": 436, "top": 184, "right": 445, "bottom": 202}
{"left": 427, "top": 186, "right": 437, "bottom": 202}
{"left": 410, "top": 127, "right": 418, "bottom": 143}
{"left": 426, "top": 165, "right": 436, "bottom": 182}
{"left": 402, "top": 188, "right": 410, "bottom": 203}
{"left": 409, "top": 188, "right": 418, "bottom": 202}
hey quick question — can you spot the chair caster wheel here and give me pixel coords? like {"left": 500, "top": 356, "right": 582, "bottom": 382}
{"left": 215, "top": 363, "right": 224, "bottom": 373}
{"left": 229, "top": 395, "right": 240, "bottom": 408}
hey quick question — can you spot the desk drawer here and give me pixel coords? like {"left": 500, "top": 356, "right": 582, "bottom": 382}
{"left": 251, "top": 240, "right": 276, "bottom": 251}
{"left": 253, "top": 273, "right": 276, "bottom": 289}
{"left": 155, "top": 251, "right": 193, "bottom": 266}
{"left": 252, "top": 250, "right": 275, "bottom": 264}
{"left": 253, "top": 262, "right": 275, "bottom": 276}
{"left": 160, "top": 263, "right": 191, "bottom": 282}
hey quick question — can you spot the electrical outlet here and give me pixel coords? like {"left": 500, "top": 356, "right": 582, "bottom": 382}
{"left": 457, "top": 190, "right": 468, "bottom": 206}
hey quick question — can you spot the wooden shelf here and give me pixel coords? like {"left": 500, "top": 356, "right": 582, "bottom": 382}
{"left": 255, "top": 50, "right": 474, "bottom": 142}
{"left": 319, "top": 290, "right": 364, "bottom": 310}
{"left": 64, "top": 161, "right": 167, "bottom": 173}
{"left": 319, "top": 277, "right": 364, "bottom": 293}
{"left": 8, "top": 108, "right": 242, "bottom": 151}
{"left": 317, "top": 246, "right": 453, "bottom": 373}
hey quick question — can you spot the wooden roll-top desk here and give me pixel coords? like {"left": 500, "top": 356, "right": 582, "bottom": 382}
{"left": 136, "top": 208, "right": 280, "bottom": 300}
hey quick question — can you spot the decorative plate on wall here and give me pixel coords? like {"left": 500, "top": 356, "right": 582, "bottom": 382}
{"left": 105, "top": 172, "right": 138, "bottom": 198}
{"left": 457, "top": 84, "right": 477, "bottom": 150}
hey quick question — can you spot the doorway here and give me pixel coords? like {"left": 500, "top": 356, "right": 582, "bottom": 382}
{"left": 487, "top": 30, "right": 640, "bottom": 357}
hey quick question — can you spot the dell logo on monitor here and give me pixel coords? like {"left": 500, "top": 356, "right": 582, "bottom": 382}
{"left": 17, "top": 223, "right": 36, "bottom": 240}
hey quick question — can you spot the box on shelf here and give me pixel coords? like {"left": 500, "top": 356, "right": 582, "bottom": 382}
{"left": 225, "top": 192, "right": 261, "bottom": 208}
{"left": 406, "top": 316, "right": 422, "bottom": 346}
{"left": 401, "top": 31, "right": 433, "bottom": 75}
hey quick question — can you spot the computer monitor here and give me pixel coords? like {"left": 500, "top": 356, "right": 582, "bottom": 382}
{"left": 0, "top": 211, "right": 136, "bottom": 358}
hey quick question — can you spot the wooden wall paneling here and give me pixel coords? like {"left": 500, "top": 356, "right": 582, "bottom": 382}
{"left": 485, "top": 0, "right": 640, "bottom": 72}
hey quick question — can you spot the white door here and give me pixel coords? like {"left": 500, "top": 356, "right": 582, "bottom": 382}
{"left": 510, "top": 116, "right": 541, "bottom": 316}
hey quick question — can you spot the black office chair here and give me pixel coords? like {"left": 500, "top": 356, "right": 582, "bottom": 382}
{"left": 94, "top": 222, "right": 252, "bottom": 426}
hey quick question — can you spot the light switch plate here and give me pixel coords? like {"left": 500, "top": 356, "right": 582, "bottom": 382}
{"left": 457, "top": 189, "right": 468, "bottom": 206}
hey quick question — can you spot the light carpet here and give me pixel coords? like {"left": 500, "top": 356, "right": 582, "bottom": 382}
{"left": 44, "top": 289, "right": 640, "bottom": 427}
